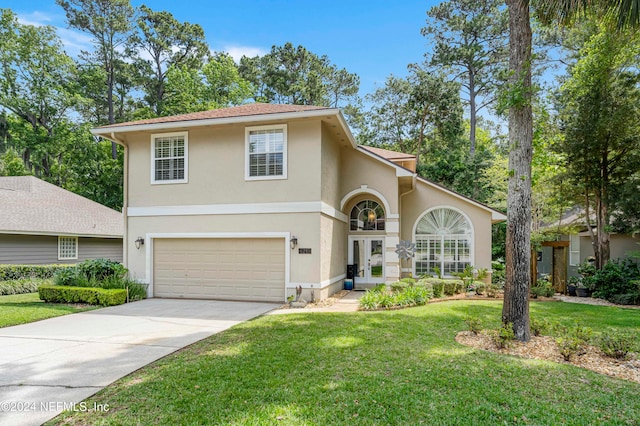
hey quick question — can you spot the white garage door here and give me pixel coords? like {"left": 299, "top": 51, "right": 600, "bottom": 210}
{"left": 153, "top": 238, "right": 285, "bottom": 302}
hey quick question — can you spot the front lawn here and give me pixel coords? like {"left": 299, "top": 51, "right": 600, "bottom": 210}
{"left": 51, "top": 301, "right": 640, "bottom": 425}
{"left": 0, "top": 293, "right": 96, "bottom": 328}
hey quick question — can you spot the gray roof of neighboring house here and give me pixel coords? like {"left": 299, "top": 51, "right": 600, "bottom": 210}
{"left": 0, "top": 176, "right": 123, "bottom": 238}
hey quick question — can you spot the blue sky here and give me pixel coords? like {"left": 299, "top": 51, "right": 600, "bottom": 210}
{"left": 5, "top": 0, "right": 441, "bottom": 98}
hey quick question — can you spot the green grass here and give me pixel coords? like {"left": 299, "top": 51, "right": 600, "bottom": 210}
{"left": 0, "top": 293, "right": 96, "bottom": 328}
{"left": 50, "top": 301, "right": 640, "bottom": 425}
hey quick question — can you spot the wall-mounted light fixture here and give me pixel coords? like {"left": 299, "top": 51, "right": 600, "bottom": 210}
{"left": 135, "top": 237, "right": 145, "bottom": 250}
{"left": 290, "top": 235, "right": 298, "bottom": 250}
{"left": 368, "top": 210, "right": 376, "bottom": 223}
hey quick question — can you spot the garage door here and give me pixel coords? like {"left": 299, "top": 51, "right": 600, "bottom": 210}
{"left": 153, "top": 238, "right": 285, "bottom": 302}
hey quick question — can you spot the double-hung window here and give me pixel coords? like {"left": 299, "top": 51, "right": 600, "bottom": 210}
{"left": 245, "top": 124, "right": 287, "bottom": 180}
{"left": 151, "top": 132, "right": 188, "bottom": 184}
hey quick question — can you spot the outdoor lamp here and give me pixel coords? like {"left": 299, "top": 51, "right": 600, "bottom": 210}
{"left": 135, "top": 237, "right": 145, "bottom": 250}
{"left": 290, "top": 235, "right": 298, "bottom": 249}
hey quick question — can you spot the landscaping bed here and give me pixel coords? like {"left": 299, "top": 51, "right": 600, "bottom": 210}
{"left": 457, "top": 331, "right": 640, "bottom": 384}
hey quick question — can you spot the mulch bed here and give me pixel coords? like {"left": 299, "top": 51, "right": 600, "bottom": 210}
{"left": 456, "top": 331, "right": 640, "bottom": 384}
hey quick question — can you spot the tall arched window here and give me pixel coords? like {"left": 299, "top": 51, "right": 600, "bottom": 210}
{"left": 350, "top": 200, "right": 385, "bottom": 231}
{"left": 414, "top": 208, "right": 472, "bottom": 276}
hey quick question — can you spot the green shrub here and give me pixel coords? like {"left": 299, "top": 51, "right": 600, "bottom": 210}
{"left": 530, "top": 317, "right": 551, "bottom": 336}
{"left": 491, "top": 323, "right": 515, "bottom": 349}
{"left": 371, "top": 284, "right": 387, "bottom": 293}
{"left": 0, "top": 278, "right": 51, "bottom": 295}
{"left": 400, "top": 277, "right": 416, "bottom": 285}
{"left": 38, "top": 285, "right": 127, "bottom": 306}
{"left": 403, "top": 285, "right": 432, "bottom": 305}
{"left": 76, "top": 258, "right": 126, "bottom": 280}
{"left": 598, "top": 330, "right": 634, "bottom": 360}
{"left": 465, "top": 317, "right": 482, "bottom": 335}
{"left": 390, "top": 281, "right": 410, "bottom": 293}
{"left": 358, "top": 290, "right": 380, "bottom": 310}
{"left": 53, "top": 268, "right": 79, "bottom": 286}
{"left": 531, "top": 281, "right": 555, "bottom": 298}
{"left": 491, "top": 260, "right": 506, "bottom": 288}
{"left": 556, "top": 336, "right": 585, "bottom": 361}
{"left": 432, "top": 281, "right": 444, "bottom": 298}
{"left": 471, "top": 282, "right": 486, "bottom": 295}
{"left": 0, "top": 264, "right": 73, "bottom": 281}
{"left": 586, "top": 258, "right": 640, "bottom": 301}
{"left": 100, "top": 275, "right": 148, "bottom": 301}
{"left": 358, "top": 286, "right": 432, "bottom": 311}
{"left": 608, "top": 292, "right": 640, "bottom": 305}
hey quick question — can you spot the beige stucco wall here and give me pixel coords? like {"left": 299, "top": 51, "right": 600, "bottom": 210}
{"left": 401, "top": 180, "right": 494, "bottom": 273}
{"left": 127, "top": 213, "right": 322, "bottom": 292}
{"left": 320, "top": 214, "right": 347, "bottom": 284}
{"left": 320, "top": 123, "right": 343, "bottom": 208}
{"left": 123, "top": 119, "right": 322, "bottom": 207}
{"left": 339, "top": 148, "right": 400, "bottom": 214}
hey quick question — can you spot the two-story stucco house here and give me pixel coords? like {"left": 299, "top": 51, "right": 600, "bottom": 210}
{"left": 92, "top": 103, "right": 505, "bottom": 302}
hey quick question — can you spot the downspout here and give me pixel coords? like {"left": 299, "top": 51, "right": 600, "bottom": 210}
{"left": 110, "top": 132, "right": 128, "bottom": 269}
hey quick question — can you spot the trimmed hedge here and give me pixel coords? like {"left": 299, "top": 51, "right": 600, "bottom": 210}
{"left": 0, "top": 264, "right": 74, "bottom": 281}
{"left": 38, "top": 285, "right": 127, "bottom": 306}
{"left": 0, "top": 278, "right": 52, "bottom": 295}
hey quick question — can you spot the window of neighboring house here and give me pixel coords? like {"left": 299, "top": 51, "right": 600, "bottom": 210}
{"left": 58, "top": 236, "right": 78, "bottom": 260}
{"left": 414, "top": 208, "right": 473, "bottom": 276}
{"left": 350, "top": 200, "right": 386, "bottom": 231}
{"left": 246, "top": 124, "right": 287, "bottom": 180}
{"left": 569, "top": 234, "right": 580, "bottom": 266}
{"left": 151, "top": 132, "right": 188, "bottom": 184}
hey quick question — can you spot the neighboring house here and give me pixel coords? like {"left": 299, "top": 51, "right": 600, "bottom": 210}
{"left": 536, "top": 208, "right": 639, "bottom": 291}
{"left": 0, "top": 176, "right": 123, "bottom": 265}
{"left": 92, "top": 103, "right": 505, "bottom": 302}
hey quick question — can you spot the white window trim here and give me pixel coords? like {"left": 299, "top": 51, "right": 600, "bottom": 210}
{"left": 411, "top": 206, "right": 475, "bottom": 278}
{"left": 150, "top": 131, "right": 188, "bottom": 185}
{"left": 569, "top": 234, "right": 580, "bottom": 266}
{"left": 58, "top": 236, "right": 78, "bottom": 260}
{"left": 245, "top": 124, "right": 288, "bottom": 181}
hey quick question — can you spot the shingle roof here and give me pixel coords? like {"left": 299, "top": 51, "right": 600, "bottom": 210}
{"left": 0, "top": 176, "right": 123, "bottom": 237}
{"left": 360, "top": 145, "right": 416, "bottom": 161}
{"left": 96, "top": 103, "right": 332, "bottom": 129}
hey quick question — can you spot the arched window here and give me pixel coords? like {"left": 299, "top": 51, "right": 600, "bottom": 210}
{"left": 350, "top": 200, "right": 385, "bottom": 231}
{"left": 414, "top": 208, "right": 472, "bottom": 276}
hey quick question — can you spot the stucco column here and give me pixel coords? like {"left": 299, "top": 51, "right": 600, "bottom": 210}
{"left": 385, "top": 215, "right": 400, "bottom": 283}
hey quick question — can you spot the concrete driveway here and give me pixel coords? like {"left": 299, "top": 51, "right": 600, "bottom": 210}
{"left": 0, "top": 298, "right": 278, "bottom": 426}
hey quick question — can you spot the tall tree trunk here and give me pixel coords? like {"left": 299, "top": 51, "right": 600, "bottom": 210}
{"left": 469, "top": 68, "right": 476, "bottom": 156}
{"left": 502, "top": 0, "right": 532, "bottom": 342}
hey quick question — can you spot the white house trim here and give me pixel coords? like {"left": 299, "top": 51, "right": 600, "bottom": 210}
{"left": 340, "top": 185, "right": 394, "bottom": 217}
{"left": 411, "top": 205, "right": 475, "bottom": 277}
{"left": 244, "top": 124, "right": 288, "bottom": 181}
{"left": 144, "top": 232, "right": 291, "bottom": 300}
{"left": 128, "top": 201, "right": 347, "bottom": 223}
{"left": 150, "top": 131, "right": 189, "bottom": 185}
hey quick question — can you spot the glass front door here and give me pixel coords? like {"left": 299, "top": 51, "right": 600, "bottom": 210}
{"left": 349, "top": 236, "right": 385, "bottom": 286}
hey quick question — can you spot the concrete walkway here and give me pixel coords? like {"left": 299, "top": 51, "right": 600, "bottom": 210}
{"left": 269, "top": 290, "right": 363, "bottom": 314}
{"left": 0, "top": 298, "right": 278, "bottom": 426}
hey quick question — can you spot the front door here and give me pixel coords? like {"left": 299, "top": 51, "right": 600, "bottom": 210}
{"left": 349, "top": 236, "right": 385, "bottom": 288}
